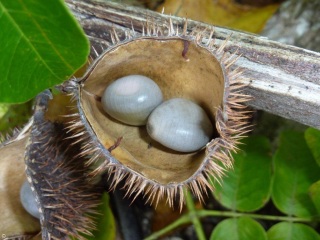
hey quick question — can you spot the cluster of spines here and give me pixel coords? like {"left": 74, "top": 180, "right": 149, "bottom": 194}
{"left": 24, "top": 90, "right": 102, "bottom": 240}
{"left": 0, "top": 129, "right": 17, "bottom": 145}
{"left": 65, "top": 18, "right": 251, "bottom": 210}
{"left": 0, "top": 121, "right": 32, "bottom": 147}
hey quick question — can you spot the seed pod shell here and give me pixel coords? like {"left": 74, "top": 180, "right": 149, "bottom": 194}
{"left": 64, "top": 19, "right": 251, "bottom": 207}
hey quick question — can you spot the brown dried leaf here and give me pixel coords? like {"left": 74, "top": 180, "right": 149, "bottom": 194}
{"left": 158, "top": 0, "right": 279, "bottom": 33}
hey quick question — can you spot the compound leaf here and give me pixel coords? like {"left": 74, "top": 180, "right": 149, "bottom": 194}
{"left": 213, "top": 136, "right": 272, "bottom": 212}
{"left": 272, "top": 131, "right": 320, "bottom": 217}
{"left": 267, "top": 222, "right": 320, "bottom": 240}
{"left": 210, "top": 217, "right": 267, "bottom": 240}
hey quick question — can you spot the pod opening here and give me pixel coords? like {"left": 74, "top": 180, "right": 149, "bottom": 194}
{"left": 80, "top": 37, "right": 226, "bottom": 185}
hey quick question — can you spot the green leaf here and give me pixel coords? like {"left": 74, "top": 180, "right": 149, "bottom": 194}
{"left": 0, "top": 0, "right": 89, "bottom": 103}
{"left": 88, "top": 193, "right": 116, "bottom": 240}
{"left": 72, "top": 193, "right": 116, "bottom": 240}
{"left": 305, "top": 128, "right": 320, "bottom": 167}
{"left": 272, "top": 131, "right": 320, "bottom": 217}
{"left": 213, "top": 136, "right": 272, "bottom": 212}
{"left": 309, "top": 180, "right": 320, "bottom": 214}
{"left": 267, "top": 222, "right": 320, "bottom": 240}
{"left": 210, "top": 217, "right": 267, "bottom": 240}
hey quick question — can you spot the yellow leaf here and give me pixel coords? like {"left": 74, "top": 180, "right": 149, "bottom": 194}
{"left": 158, "top": 0, "right": 280, "bottom": 33}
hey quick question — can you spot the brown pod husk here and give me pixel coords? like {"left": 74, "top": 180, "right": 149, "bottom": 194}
{"left": 24, "top": 90, "right": 102, "bottom": 240}
{"left": 64, "top": 19, "right": 251, "bottom": 208}
{"left": 0, "top": 121, "right": 41, "bottom": 237}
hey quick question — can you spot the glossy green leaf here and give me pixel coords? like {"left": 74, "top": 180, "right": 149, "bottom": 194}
{"left": 0, "top": 0, "right": 89, "bottom": 103}
{"left": 305, "top": 128, "right": 320, "bottom": 167}
{"left": 309, "top": 180, "right": 320, "bottom": 214}
{"left": 210, "top": 217, "right": 267, "bottom": 240}
{"left": 213, "top": 136, "right": 272, "bottom": 212}
{"left": 272, "top": 131, "right": 320, "bottom": 217}
{"left": 267, "top": 222, "right": 320, "bottom": 240}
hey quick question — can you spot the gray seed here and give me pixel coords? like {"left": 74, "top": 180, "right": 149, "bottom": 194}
{"left": 102, "top": 75, "right": 163, "bottom": 126}
{"left": 147, "top": 98, "right": 213, "bottom": 152}
{"left": 20, "top": 180, "right": 40, "bottom": 219}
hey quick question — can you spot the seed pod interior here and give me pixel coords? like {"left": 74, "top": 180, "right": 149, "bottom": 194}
{"left": 68, "top": 20, "right": 251, "bottom": 207}
{"left": 81, "top": 38, "right": 225, "bottom": 185}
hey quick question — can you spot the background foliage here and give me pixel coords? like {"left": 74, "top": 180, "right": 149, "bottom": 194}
{"left": 146, "top": 130, "right": 320, "bottom": 240}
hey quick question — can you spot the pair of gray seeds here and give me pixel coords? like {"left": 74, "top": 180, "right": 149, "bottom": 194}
{"left": 102, "top": 75, "right": 213, "bottom": 153}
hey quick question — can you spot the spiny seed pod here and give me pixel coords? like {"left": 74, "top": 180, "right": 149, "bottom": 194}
{"left": 24, "top": 90, "right": 102, "bottom": 240}
{"left": 63, "top": 19, "right": 251, "bottom": 208}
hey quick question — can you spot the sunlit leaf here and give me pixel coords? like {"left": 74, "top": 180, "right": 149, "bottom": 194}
{"left": 0, "top": 102, "right": 32, "bottom": 135}
{"left": 0, "top": 0, "right": 89, "bottom": 103}
{"left": 0, "top": 104, "right": 9, "bottom": 119}
{"left": 305, "top": 128, "right": 320, "bottom": 167}
{"left": 210, "top": 217, "right": 267, "bottom": 240}
{"left": 213, "top": 136, "right": 272, "bottom": 212}
{"left": 157, "top": 0, "right": 279, "bottom": 33}
{"left": 272, "top": 131, "right": 320, "bottom": 217}
{"left": 267, "top": 222, "right": 320, "bottom": 240}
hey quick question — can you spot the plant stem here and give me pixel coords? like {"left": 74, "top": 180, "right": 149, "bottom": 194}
{"left": 144, "top": 203, "right": 317, "bottom": 240}
{"left": 144, "top": 215, "right": 190, "bottom": 240}
{"left": 197, "top": 209, "right": 316, "bottom": 223}
{"left": 185, "top": 190, "right": 207, "bottom": 240}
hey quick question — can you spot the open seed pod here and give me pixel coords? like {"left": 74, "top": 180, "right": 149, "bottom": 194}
{"left": 64, "top": 20, "right": 251, "bottom": 208}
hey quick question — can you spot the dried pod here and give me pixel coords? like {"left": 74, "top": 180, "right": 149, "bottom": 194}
{"left": 0, "top": 121, "right": 41, "bottom": 237}
{"left": 64, "top": 19, "right": 251, "bottom": 207}
{"left": 24, "top": 90, "right": 102, "bottom": 240}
